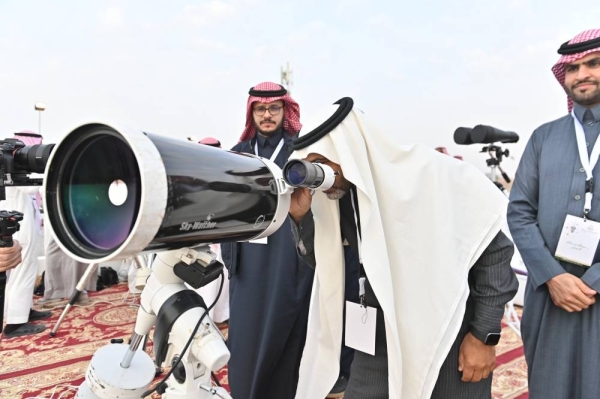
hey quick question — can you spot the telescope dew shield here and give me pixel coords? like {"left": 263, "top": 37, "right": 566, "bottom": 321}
{"left": 44, "top": 123, "right": 289, "bottom": 263}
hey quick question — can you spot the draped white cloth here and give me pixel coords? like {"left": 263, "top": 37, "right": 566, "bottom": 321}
{"left": 293, "top": 105, "right": 507, "bottom": 398}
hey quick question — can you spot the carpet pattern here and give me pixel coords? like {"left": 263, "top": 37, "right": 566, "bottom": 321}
{"left": 0, "top": 284, "right": 527, "bottom": 398}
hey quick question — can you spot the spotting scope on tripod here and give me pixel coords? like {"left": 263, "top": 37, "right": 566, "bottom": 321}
{"left": 454, "top": 125, "right": 519, "bottom": 189}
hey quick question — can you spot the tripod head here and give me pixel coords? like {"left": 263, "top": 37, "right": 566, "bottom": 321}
{"left": 0, "top": 210, "right": 23, "bottom": 334}
{"left": 0, "top": 210, "right": 23, "bottom": 247}
{"left": 480, "top": 143, "right": 512, "bottom": 187}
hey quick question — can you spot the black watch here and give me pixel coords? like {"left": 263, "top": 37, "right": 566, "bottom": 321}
{"left": 470, "top": 328, "right": 501, "bottom": 346}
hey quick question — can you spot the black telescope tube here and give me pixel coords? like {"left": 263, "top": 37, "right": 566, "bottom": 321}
{"left": 471, "top": 125, "right": 519, "bottom": 144}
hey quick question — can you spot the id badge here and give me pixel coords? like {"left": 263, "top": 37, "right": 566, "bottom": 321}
{"left": 555, "top": 214, "right": 600, "bottom": 267}
{"left": 345, "top": 301, "right": 377, "bottom": 355}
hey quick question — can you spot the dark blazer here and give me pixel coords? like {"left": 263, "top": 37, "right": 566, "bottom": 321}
{"left": 221, "top": 131, "right": 295, "bottom": 277}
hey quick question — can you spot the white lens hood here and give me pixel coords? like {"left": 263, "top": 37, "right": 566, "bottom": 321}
{"left": 44, "top": 122, "right": 168, "bottom": 264}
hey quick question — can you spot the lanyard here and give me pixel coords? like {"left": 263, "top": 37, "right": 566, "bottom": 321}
{"left": 573, "top": 110, "right": 600, "bottom": 219}
{"left": 254, "top": 137, "right": 284, "bottom": 162}
{"left": 350, "top": 188, "right": 362, "bottom": 264}
{"left": 350, "top": 188, "right": 369, "bottom": 301}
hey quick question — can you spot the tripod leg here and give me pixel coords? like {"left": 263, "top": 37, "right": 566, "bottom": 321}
{"left": 50, "top": 263, "right": 98, "bottom": 337}
{"left": 0, "top": 271, "right": 6, "bottom": 334}
{"left": 142, "top": 332, "right": 149, "bottom": 350}
{"left": 133, "top": 255, "right": 146, "bottom": 269}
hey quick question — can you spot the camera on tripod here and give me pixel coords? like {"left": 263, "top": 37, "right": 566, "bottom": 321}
{"left": 453, "top": 125, "right": 519, "bottom": 189}
{"left": 0, "top": 137, "right": 55, "bottom": 200}
{"left": 0, "top": 136, "right": 55, "bottom": 334}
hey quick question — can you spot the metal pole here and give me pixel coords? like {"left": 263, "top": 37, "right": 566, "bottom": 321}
{"left": 120, "top": 332, "right": 144, "bottom": 368}
{"left": 50, "top": 263, "right": 98, "bottom": 337}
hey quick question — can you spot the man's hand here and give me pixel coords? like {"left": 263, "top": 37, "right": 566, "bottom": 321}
{"left": 0, "top": 240, "right": 23, "bottom": 272}
{"left": 458, "top": 332, "right": 496, "bottom": 382}
{"left": 289, "top": 187, "right": 313, "bottom": 225}
{"left": 547, "top": 273, "right": 596, "bottom": 312}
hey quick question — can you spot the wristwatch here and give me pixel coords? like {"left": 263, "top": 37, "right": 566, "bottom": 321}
{"left": 470, "top": 328, "right": 501, "bottom": 346}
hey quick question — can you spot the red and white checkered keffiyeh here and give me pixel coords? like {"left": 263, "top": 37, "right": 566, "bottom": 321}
{"left": 14, "top": 130, "right": 43, "bottom": 145}
{"left": 238, "top": 81, "right": 301, "bottom": 142}
{"left": 199, "top": 137, "right": 222, "bottom": 148}
{"left": 552, "top": 29, "right": 600, "bottom": 112}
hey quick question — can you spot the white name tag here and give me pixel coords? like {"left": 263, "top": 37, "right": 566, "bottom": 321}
{"left": 345, "top": 301, "right": 377, "bottom": 356}
{"left": 248, "top": 237, "right": 268, "bottom": 245}
{"left": 555, "top": 214, "right": 600, "bottom": 267}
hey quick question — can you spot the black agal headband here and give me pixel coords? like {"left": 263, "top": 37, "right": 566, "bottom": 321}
{"left": 558, "top": 36, "right": 600, "bottom": 55}
{"left": 248, "top": 84, "right": 287, "bottom": 97}
{"left": 292, "top": 97, "right": 354, "bottom": 150}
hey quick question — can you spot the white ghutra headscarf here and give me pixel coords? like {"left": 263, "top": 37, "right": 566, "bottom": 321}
{"left": 292, "top": 99, "right": 508, "bottom": 399}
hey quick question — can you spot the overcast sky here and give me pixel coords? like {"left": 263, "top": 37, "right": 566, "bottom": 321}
{"left": 1, "top": 0, "right": 599, "bottom": 176}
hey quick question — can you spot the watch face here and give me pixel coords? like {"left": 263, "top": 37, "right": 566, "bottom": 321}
{"left": 485, "top": 333, "right": 501, "bottom": 345}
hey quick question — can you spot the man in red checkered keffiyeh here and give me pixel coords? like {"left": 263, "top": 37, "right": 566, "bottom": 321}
{"left": 222, "top": 82, "right": 314, "bottom": 399}
{"left": 508, "top": 28, "right": 600, "bottom": 399}
{"left": 552, "top": 28, "right": 600, "bottom": 112}
{"left": 238, "top": 81, "right": 301, "bottom": 142}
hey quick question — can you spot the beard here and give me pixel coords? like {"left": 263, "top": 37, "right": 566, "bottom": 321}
{"left": 325, "top": 179, "right": 353, "bottom": 200}
{"left": 326, "top": 189, "right": 348, "bottom": 200}
{"left": 566, "top": 80, "right": 600, "bottom": 107}
{"left": 254, "top": 119, "right": 283, "bottom": 137}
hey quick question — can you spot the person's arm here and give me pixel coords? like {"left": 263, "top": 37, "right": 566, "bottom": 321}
{"left": 289, "top": 186, "right": 316, "bottom": 267}
{"left": 581, "top": 263, "right": 600, "bottom": 293}
{"left": 459, "top": 231, "right": 518, "bottom": 383}
{"left": 468, "top": 231, "right": 518, "bottom": 337}
{"left": 0, "top": 240, "right": 22, "bottom": 272}
{"left": 289, "top": 211, "right": 316, "bottom": 268}
{"left": 507, "top": 132, "right": 566, "bottom": 289}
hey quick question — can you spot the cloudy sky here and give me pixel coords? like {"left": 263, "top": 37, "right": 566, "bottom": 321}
{"left": 0, "top": 0, "right": 599, "bottom": 176}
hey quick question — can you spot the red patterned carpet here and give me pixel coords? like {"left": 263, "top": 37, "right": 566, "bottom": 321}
{"left": 0, "top": 283, "right": 527, "bottom": 398}
{"left": 492, "top": 311, "right": 528, "bottom": 399}
{"left": 0, "top": 283, "right": 229, "bottom": 398}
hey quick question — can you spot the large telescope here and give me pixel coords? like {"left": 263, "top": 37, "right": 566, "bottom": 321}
{"left": 43, "top": 123, "right": 290, "bottom": 264}
{"left": 454, "top": 125, "right": 519, "bottom": 145}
